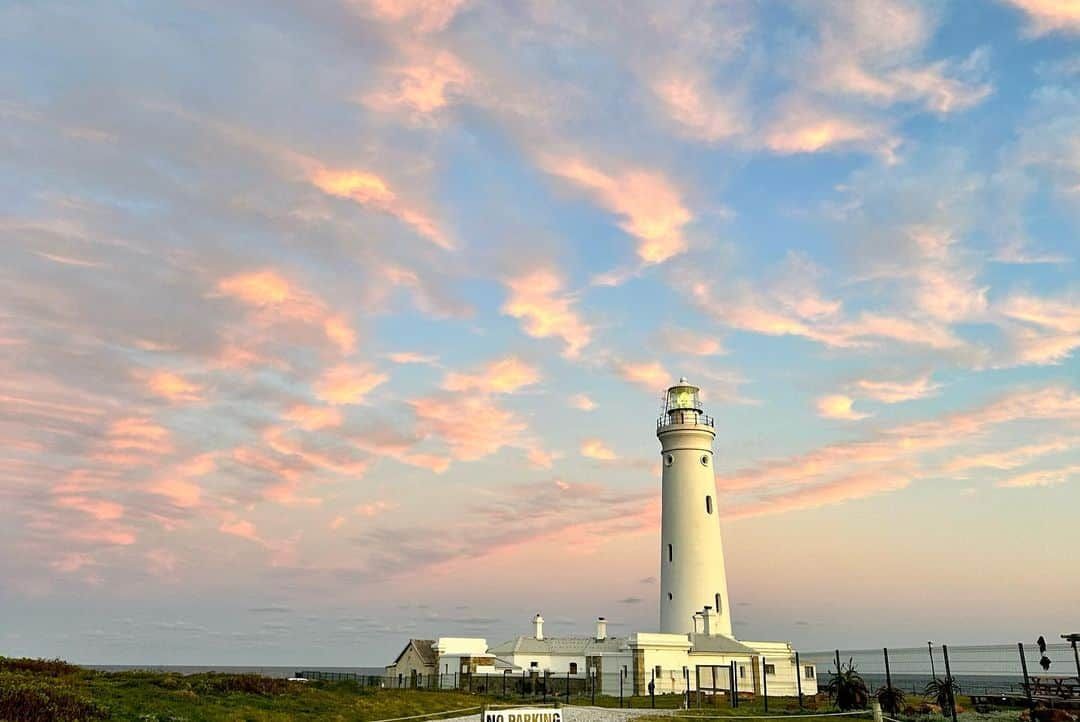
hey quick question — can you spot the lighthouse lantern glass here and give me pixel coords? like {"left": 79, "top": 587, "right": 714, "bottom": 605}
{"left": 667, "top": 385, "right": 699, "bottom": 411}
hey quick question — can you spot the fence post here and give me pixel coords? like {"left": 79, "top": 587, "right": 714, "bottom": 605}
{"left": 566, "top": 670, "right": 571, "bottom": 704}
{"left": 684, "top": 667, "right": 690, "bottom": 709}
{"left": 651, "top": 668, "right": 656, "bottom": 708}
{"left": 731, "top": 660, "right": 738, "bottom": 709}
{"left": 592, "top": 669, "right": 597, "bottom": 705}
{"left": 872, "top": 700, "right": 883, "bottom": 722}
{"left": 521, "top": 670, "right": 526, "bottom": 699}
{"left": 1018, "top": 642, "right": 1035, "bottom": 713}
{"left": 543, "top": 670, "right": 548, "bottom": 703}
{"left": 835, "top": 649, "right": 842, "bottom": 677}
{"left": 620, "top": 667, "right": 624, "bottom": 708}
{"left": 795, "top": 651, "right": 803, "bottom": 710}
{"left": 762, "top": 656, "right": 768, "bottom": 713}
{"left": 884, "top": 647, "right": 894, "bottom": 714}
{"left": 942, "top": 645, "right": 958, "bottom": 722}
{"left": 929, "top": 642, "right": 937, "bottom": 680}
{"left": 695, "top": 665, "right": 701, "bottom": 708}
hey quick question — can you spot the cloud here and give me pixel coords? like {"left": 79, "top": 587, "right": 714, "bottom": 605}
{"left": 361, "top": 0, "right": 469, "bottom": 34}
{"left": 997, "top": 464, "right": 1080, "bottom": 488}
{"left": 617, "top": 596, "right": 643, "bottom": 605}
{"left": 944, "top": 438, "right": 1074, "bottom": 474}
{"left": 854, "top": 375, "right": 940, "bottom": 403}
{"left": 651, "top": 74, "right": 745, "bottom": 143}
{"left": 568, "top": 393, "right": 596, "bottom": 411}
{"left": 1000, "top": 0, "right": 1080, "bottom": 35}
{"left": 219, "top": 514, "right": 260, "bottom": 542}
{"left": 314, "top": 364, "right": 390, "bottom": 405}
{"left": 580, "top": 438, "right": 616, "bottom": 460}
{"left": 501, "top": 270, "right": 592, "bottom": 358}
{"left": 387, "top": 351, "right": 439, "bottom": 365}
{"left": 815, "top": 395, "right": 870, "bottom": 421}
{"left": 364, "top": 49, "right": 471, "bottom": 117}
{"left": 144, "top": 370, "right": 203, "bottom": 403}
{"left": 541, "top": 155, "right": 692, "bottom": 265}
{"left": 283, "top": 404, "right": 344, "bottom": 431}
{"left": 613, "top": 360, "right": 670, "bottom": 390}
{"left": 309, "top": 166, "right": 452, "bottom": 250}
{"left": 442, "top": 356, "right": 540, "bottom": 394}
{"left": 54, "top": 495, "right": 125, "bottom": 521}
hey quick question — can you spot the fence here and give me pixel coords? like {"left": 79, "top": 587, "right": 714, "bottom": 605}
{"left": 298, "top": 638, "right": 1080, "bottom": 715}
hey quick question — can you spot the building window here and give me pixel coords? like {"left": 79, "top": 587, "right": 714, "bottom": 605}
{"left": 530, "top": 661, "right": 538, "bottom": 668}
{"left": 655, "top": 665, "right": 662, "bottom": 678}
{"left": 664, "top": 454, "right": 674, "bottom": 466}
{"left": 705, "top": 495, "right": 713, "bottom": 514}
{"left": 739, "top": 665, "right": 745, "bottom": 679}
{"left": 700, "top": 454, "right": 709, "bottom": 466}
{"left": 764, "top": 664, "right": 776, "bottom": 676}
{"left": 805, "top": 666, "right": 815, "bottom": 680}
{"left": 667, "top": 544, "right": 673, "bottom": 562}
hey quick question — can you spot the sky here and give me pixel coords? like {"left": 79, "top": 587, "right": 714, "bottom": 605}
{"left": 1, "top": 0, "right": 1079, "bottom": 667}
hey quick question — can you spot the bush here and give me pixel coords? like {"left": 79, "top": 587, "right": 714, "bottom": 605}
{"left": 924, "top": 677, "right": 961, "bottom": 717}
{"left": 0, "top": 658, "right": 81, "bottom": 677}
{"left": 188, "top": 673, "right": 290, "bottom": 696}
{"left": 0, "top": 678, "right": 109, "bottom": 721}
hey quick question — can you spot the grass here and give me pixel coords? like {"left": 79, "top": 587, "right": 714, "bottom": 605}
{"left": 0, "top": 657, "right": 497, "bottom": 722}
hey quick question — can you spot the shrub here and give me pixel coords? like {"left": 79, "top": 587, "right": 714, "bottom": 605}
{"left": 188, "top": 673, "right": 290, "bottom": 696}
{"left": 0, "top": 678, "right": 109, "bottom": 721}
{"left": 0, "top": 658, "right": 81, "bottom": 677}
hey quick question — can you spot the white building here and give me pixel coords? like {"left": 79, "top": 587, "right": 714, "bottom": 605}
{"left": 386, "top": 379, "right": 818, "bottom": 700}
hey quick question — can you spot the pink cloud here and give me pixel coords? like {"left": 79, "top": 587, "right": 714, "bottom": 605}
{"left": 144, "top": 370, "right": 203, "bottom": 403}
{"left": 501, "top": 270, "right": 592, "bottom": 358}
{"left": 580, "top": 438, "right": 616, "bottom": 460}
{"left": 541, "top": 155, "right": 692, "bottom": 264}
{"left": 1000, "top": 0, "right": 1080, "bottom": 35}
{"left": 309, "top": 166, "right": 452, "bottom": 249}
{"left": 314, "top": 364, "right": 389, "bottom": 405}
{"left": 442, "top": 356, "right": 540, "bottom": 394}
{"left": 149, "top": 477, "right": 202, "bottom": 507}
{"left": 854, "top": 375, "right": 940, "bottom": 403}
{"left": 363, "top": 0, "right": 468, "bottom": 34}
{"left": 568, "top": 393, "right": 596, "bottom": 411}
{"left": 284, "top": 404, "right": 344, "bottom": 431}
{"left": 815, "top": 394, "right": 870, "bottom": 421}
{"left": 219, "top": 513, "right": 260, "bottom": 542}
{"left": 651, "top": 74, "right": 745, "bottom": 143}
{"left": 613, "top": 359, "right": 670, "bottom": 390}
{"left": 386, "top": 351, "right": 439, "bottom": 365}
{"left": 365, "top": 50, "right": 471, "bottom": 116}
{"left": 51, "top": 553, "right": 96, "bottom": 574}
{"left": 54, "top": 495, "right": 124, "bottom": 521}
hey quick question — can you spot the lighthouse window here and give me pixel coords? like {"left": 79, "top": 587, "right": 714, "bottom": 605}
{"left": 764, "top": 664, "right": 776, "bottom": 676}
{"left": 715, "top": 593, "right": 722, "bottom": 614}
{"left": 667, "top": 544, "right": 672, "bottom": 562}
{"left": 570, "top": 663, "right": 578, "bottom": 674}
{"left": 700, "top": 454, "right": 709, "bottom": 466}
{"left": 705, "top": 495, "right": 713, "bottom": 514}
{"left": 664, "top": 454, "right": 674, "bottom": 466}
{"left": 667, "top": 592, "right": 673, "bottom": 601}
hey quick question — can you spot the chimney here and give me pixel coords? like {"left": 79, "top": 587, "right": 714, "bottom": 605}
{"left": 533, "top": 613, "right": 544, "bottom": 640}
{"left": 596, "top": 617, "right": 607, "bottom": 641}
{"left": 702, "top": 605, "right": 713, "bottom": 636}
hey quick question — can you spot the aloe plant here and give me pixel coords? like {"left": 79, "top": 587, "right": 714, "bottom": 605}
{"left": 876, "top": 684, "right": 906, "bottom": 715}
{"left": 825, "top": 659, "right": 869, "bottom": 711}
{"left": 924, "top": 676, "right": 961, "bottom": 716}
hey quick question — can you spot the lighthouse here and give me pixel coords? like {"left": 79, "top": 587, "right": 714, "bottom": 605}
{"left": 657, "top": 378, "right": 733, "bottom": 636}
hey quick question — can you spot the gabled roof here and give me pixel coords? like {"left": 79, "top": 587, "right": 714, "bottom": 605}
{"left": 689, "top": 634, "right": 757, "bottom": 655}
{"left": 391, "top": 638, "right": 438, "bottom": 666}
{"left": 488, "top": 636, "right": 628, "bottom": 656}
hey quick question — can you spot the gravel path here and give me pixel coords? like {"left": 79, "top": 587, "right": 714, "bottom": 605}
{"left": 438, "top": 706, "right": 675, "bottom": 722}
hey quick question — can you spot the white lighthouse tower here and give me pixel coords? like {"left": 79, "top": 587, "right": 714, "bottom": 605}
{"left": 657, "top": 378, "right": 733, "bottom": 636}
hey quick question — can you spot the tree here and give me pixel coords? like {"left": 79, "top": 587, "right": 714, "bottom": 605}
{"left": 826, "top": 659, "right": 870, "bottom": 711}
